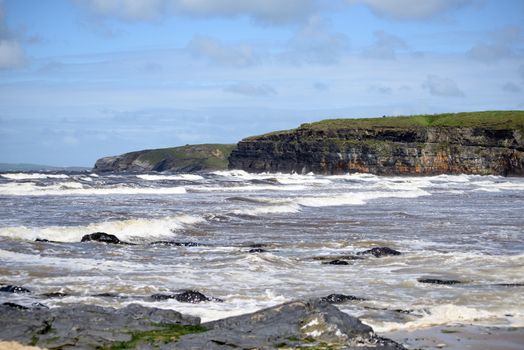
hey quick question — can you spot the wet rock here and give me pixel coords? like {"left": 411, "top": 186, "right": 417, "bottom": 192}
{"left": 323, "top": 259, "right": 350, "bottom": 265}
{"left": 176, "top": 291, "right": 224, "bottom": 303}
{"left": 176, "top": 299, "right": 406, "bottom": 350}
{"left": 151, "top": 291, "right": 223, "bottom": 303}
{"left": 0, "top": 303, "right": 200, "bottom": 349}
{"left": 247, "top": 243, "right": 267, "bottom": 248}
{"left": 35, "top": 238, "right": 61, "bottom": 243}
{"left": 81, "top": 232, "right": 121, "bottom": 244}
{"left": 0, "top": 285, "right": 31, "bottom": 294}
{"left": 320, "top": 294, "right": 366, "bottom": 303}
{"left": 417, "top": 278, "right": 462, "bottom": 285}
{"left": 495, "top": 283, "right": 524, "bottom": 287}
{"left": 358, "top": 247, "right": 401, "bottom": 257}
{"left": 150, "top": 241, "right": 202, "bottom": 247}
{"left": 248, "top": 248, "right": 268, "bottom": 253}
{"left": 41, "top": 292, "right": 68, "bottom": 298}
{"left": 92, "top": 293, "right": 127, "bottom": 299}
{"left": 2, "top": 302, "right": 29, "bottom": 310}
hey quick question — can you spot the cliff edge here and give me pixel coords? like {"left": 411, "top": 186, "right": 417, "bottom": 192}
{"left": 94, "top": 144, "right": 235, "bottom": 173}
{"left": 228, "top": 111, "right": 524, "bottom": 176}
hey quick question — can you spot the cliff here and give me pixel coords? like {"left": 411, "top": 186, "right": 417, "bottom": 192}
{"left": 228, "top": 111, "right": 524, "bottom": 176}
{"left": 94, "top": 144, "right": 235, "bottom": 173}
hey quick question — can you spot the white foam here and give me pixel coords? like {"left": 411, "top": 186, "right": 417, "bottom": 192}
{"left": 232, "top": 203, "right": 301, "bottom": 216}
{"left": 0, "top": 173, "right": 69, "bottom": 180}
{"left": 0, "top": 182, "right": 187, "bottom": 196}
{"left": 136, "top": 174, "right": 204, "bottom": 181}
{"left": 188, "top": 184, "right": 306, "bottom": 192}
{"left": 371, "top": 304, "right": 506, "bottom": 332}
{"left": 296, "top": 189, "right": 431, "bottom": 208}
{"left": 0, "top": 214, "right": 204, "bottom": 242}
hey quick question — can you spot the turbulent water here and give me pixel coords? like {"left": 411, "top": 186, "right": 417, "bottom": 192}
{"left": 0, "top": 170, "right": 523, "bottom": 333}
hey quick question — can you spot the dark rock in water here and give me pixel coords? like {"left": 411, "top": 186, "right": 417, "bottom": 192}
{"left": 247, "top": 243, "right": 267, "bottom": 248}
{"left": 81, "top": 232, "right": 121, "bottom": 244}
{"left": 35, "top": 238, "right": 61, "bottom": 243}
{"left": 314, "top": 254, "right": 363, "bottom": 262}
{"left": 248, "top": 248, "right": 268, "bottom": 253}
{"left": 2, "top": 302, "right": 29, "bottom": 310}
{"left": 175, "top": 290, "right": 224, "bottom": 303}
{"left": 151, "top": 293, "right": 176, "bottom": 301}
{"left": 323, "top": 259, "right": 350, "bottom": 265}
{"left": 150, "top": 241, "right": 202, "bottom": 247}
{"left": 495, "top": 283, "right": 524, "bottom": 287}
{"left": 0, "top": 285, "right": 31, "bottom": 293}
{"left": 92, "top": 293, "right": 127, "bottom": 299}
{"left": 151, "top": 291, "right": 224, "bottom": 303}
{"left": 358, "top": 247, "right": 401, "bottom": 257}
{"left": 42, "top": 292, "right": 69, "bottom": 298}
{"left": 417, "top": 278, "right": 462, "bottom": 285}
{"left": 320, "top": 293, "right": 366, "bottom": 303}
{"left": 0, "top": 303, "right": 201, "bottom": 349}
{"left": 31, "top": 303, "right": 49, "bottom": 309}
{"left": 176, "top": 299, "right": 406, "bottom": 350}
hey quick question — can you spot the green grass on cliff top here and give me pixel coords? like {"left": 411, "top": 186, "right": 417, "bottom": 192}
{"left": 133, "top": 143, "right": 236, "bottom": 169}
{"left": 249, "top": 111, "right": 524, "bottom": 139}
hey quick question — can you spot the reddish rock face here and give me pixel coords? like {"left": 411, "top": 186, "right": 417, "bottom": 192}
{"left": 228, "top": 127, "right": 524, "bottom": 176}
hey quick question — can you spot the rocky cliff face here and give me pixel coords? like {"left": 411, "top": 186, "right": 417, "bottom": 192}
{"left": 229, "top": 115, "right": 524, "bottom": 176}
{"left": 94, "top": 144, "right": 235, "bottom": 173}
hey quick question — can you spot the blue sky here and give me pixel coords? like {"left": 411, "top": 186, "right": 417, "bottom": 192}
{"left": 0, "top": 0, "right": 523, "bottom": 166}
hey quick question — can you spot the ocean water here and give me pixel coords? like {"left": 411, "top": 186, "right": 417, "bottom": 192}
{"left": 0, "top": 171, "right": 523, "bottom": 333}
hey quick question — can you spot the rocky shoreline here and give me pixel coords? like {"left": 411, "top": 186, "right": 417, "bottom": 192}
{"left": 0, "top": 299, "right": 405, "bottom": 350}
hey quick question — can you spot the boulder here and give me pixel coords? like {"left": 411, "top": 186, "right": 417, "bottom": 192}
{"left": 323, "top": 259, "right": 350, "bottom": 265}
{"left": 358, "top": 247, "right": 401, "bottom": 257}
{"left": 80, "top": 232, "right": 121, "bottom": 244}
{"left": 248, "top": 248, "right": 268, "bottom": 253}
{"left": 0, "top": 285, "right": 31, "bottom": 294}
{"left": 149, "top": 241, "right": 201, "bottom": 247}
{"left": 176, "top": 299, "right": 405, "bottom": 349}
{"left": 151, "top": 291, "right": 224, "bottom": 303}
{"left": 320, "top": 294, "right": 366, "bottom": 303}
{"left": 417, "top": 278, "right": 462, "bottom": 285}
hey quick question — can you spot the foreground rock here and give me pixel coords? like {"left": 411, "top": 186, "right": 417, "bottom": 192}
{"left": 0, "top": 300, "right": 405, "bottom": 349}
{"left": 178, "top": 299, "right": 405, "bottom": 350}
{"left": 0, "top": 303, "right": 200, "bottom": 349}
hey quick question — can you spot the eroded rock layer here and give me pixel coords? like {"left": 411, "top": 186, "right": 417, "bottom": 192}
{"left": 229, "top": 112, "right": 524, "bottom": 176}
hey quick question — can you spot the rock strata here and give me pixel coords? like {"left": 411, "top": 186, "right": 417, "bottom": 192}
{"left": 228, "top": 111, "right": 524, "bottom": 175}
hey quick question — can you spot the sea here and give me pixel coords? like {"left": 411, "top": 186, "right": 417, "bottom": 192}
{"left": 0, "top": 170, "right": 523, "bottom": 334}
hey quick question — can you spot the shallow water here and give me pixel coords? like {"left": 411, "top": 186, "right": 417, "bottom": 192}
{"left": 0, "top": 171, "right": 523, "bottom": 332}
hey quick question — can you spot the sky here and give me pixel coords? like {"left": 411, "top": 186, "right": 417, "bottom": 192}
{"left": 0, "top": 0, "right": 523, "bottom": 166}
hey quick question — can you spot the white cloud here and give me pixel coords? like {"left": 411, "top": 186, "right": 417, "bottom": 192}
{"left": 423, "top": 74, "right": 464, "bottom": 97}
{"left": 467, "top": 26, "right": 523, "bottom": 63}
{"left": 279, "top": 16, "right": 350, "bottom": 65}
{"left": 467, "top": 44, "right": 513, "bottom": 63}
{"left": 188, "top": 35, "right": 260, "bottom": 67}
{"left": 364, "top": 30, "right": 408, "bottom": 60}
{"left": 79, "top": 0, "right": 166, "bottom": 21}
{"left": 224, "top": 83, "right": 277, "bottom": 97}
{"left": 347, "top": 0, "right": 472, "bottom": 20}
{"left": 172, "top": 0, "right": 317, "bottom": 24}
{"left": 0, "top": 39, "right": 24, "bottom": 69}
{"left": 80, "top": 0, "right": 318, "bottom": 23}
{"left": 0, "top": 1, "right": 25, "bottom": 69}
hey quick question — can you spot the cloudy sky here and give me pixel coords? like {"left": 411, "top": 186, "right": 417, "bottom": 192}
{"left": 0, "top": 0, "right": 523, "bottom": 166}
